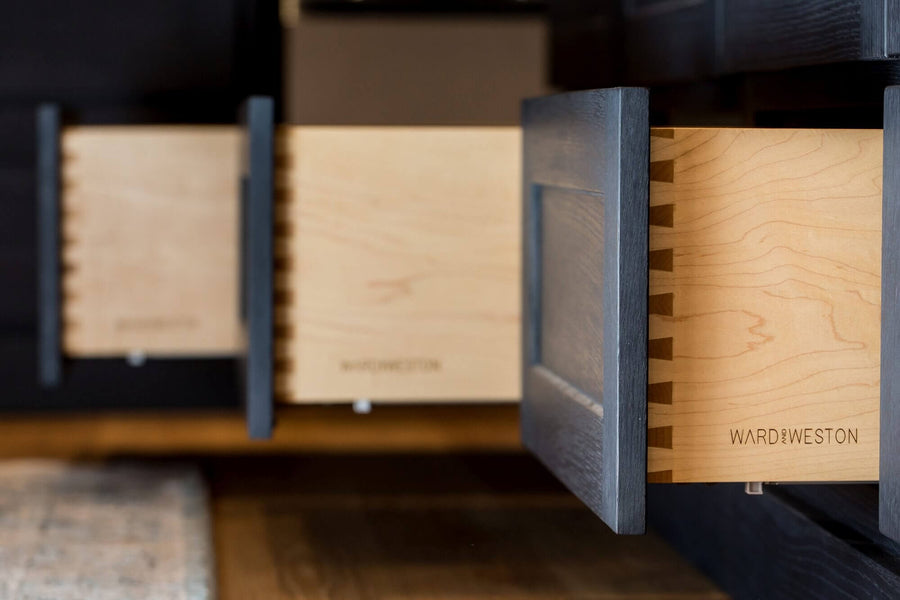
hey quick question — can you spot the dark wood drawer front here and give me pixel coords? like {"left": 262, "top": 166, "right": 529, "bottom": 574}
{"left": 881, "top": 85, "right": 900, "bottom": 541}
{"left": 522, "top": 88, "right": 649, "bottom": 534}
{"left": 523, "top": 85, "right": 900, "bottom": 542}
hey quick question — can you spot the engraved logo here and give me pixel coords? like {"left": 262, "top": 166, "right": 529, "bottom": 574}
{"left": 115, "top": 317, "right": 197, "bottom": 331}
{"left": 340, "top": 358, "right": 441, "bottom": 374}
{"left": 730, "top": 428, "right": 859, "bottom": 446}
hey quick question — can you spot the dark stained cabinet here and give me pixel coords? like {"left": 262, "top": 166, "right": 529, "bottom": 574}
{"left": 555, "top": 0, "right": 900, "bottom": 88}
{"left": 521, "top": 88, "right": 649, "bottom": 534}
{"left": 520, "top": 85, "right": 900, "bottom": 549}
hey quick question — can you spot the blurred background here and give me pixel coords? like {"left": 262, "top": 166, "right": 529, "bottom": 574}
{"left": 2, "top": 2, "right": 900, "bottom": 598}
{"left": 2, "top": 0, "right": 894, "bottom": 410}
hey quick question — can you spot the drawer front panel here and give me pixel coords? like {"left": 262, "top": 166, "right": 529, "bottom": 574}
{"left": 881, "top": 85, "right": 900, "bottom": 540}
{"left": 538, "top": 185, "right": 605, "bottom": 397}
{"left": 522, "top": 88, "right": 649, "bottom": 534}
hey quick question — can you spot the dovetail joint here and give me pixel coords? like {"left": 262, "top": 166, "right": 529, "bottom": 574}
{"left": 649, "top": 248, "right": 673, "bottom": 272}
{"left": 648, "top": 381, "right": 673, "bottom": 405}
{"left": 648, "top": 426, "right": 673, "bottom": 449}
{"left": 648, "top": 337, "right": 673, "bottom": 361}
{"left": 648, "top": 470, "right": 673, "bottom": 483}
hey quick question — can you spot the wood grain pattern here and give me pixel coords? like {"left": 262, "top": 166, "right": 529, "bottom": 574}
{"left": 213, "top": 455, "right": 726, "bottom": 600}
{"left": 721, "top": 0, "right": 887, "bottom": 71}
{"left": 881, "top": 86, "right": 900, "bottom": 540}
{"left": 0, "top": 406, "right": 521, "bottom": 457}
{"left": 782, "top": 483, "right": 900, "bottom": 556}
{"left": 649, "top": 483, "right": 900, "bottom": 599}
{"left": 648, "top": 127, "right": 883, "bottom": 482}
{"left": 522, "top": 88, "right": 648, "bottom": 534}
{"left": 61, "top": 126, "right": 242, "bottom": 356}
{"left": 889, "top": 1, "right": 900, "bottom": 57}
{"left": 619, "top": 0, "right": 887, "bottom": 87}
{"left": 241, "top": 98, "right": 275, "bottom": 439}
{"left": 276, "top": 127, "right": 521, "bottom": 402}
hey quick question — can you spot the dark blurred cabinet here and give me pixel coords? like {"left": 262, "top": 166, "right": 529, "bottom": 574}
{"left": 552, "top": 0, "right": 900, "bottom": 126}
{"left": 0, "top": 0, "right": 279, "bottom": 410}
{"left": 554, "top": 0, "right": 898, "bottom": 87}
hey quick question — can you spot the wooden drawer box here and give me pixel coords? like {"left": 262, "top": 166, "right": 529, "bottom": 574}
{"left": 38, "top": 88, "right": 900, "bottom": 539}
{"left": 41, "top": 113, "right": 521, "bottom": 405}
{"left": 525, "top": 121, "right": 882, "bottom": 490}
{"left": 57, "top": 126, "right": 243, "bottom": 357}
{"left": 645, "top": 126, "right": 881, "bottom": 485}
{"left": 274, "top": 127, "right": 520, "bottom": 403}
{"left": 520, "top": 87, "right": 900, "bottom": 538}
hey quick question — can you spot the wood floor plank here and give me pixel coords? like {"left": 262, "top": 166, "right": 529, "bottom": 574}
{"left": 0, "top": 406, "right": 520, "bottom": 457}
{"left": 0, "top": 417, "right": 725, "bottom": 597}
{"left": 210, "top": 455, "right": 727, "bottom": 600}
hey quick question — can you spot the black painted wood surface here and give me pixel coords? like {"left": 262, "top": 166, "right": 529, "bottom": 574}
{"left": 552, "top": 0, "right": 898, "bottom": 88}
{"left": 0, "top": 1, "right": 280, "bottom": 411}
{"left": 649, "top": 484, "right": 900, "bottom": 599}
{"left": 720, "top": 0, "right": 886, "bottom": 73}
{"left": 783, "top": 484, "right": 900, "bottom": 555}
{"left": 36, "top": 105, "right": 61, "bottom": 389}
{"left": 624, "top": 0, "right": 718, "bottom": 85}
{"left": 521, "top": 88, "right": 649, "bottom": 534}
{"left": 882, "top": 85, "right": 900, "bottom": 541}
{"left": 888, "top": 1, "right": 900, "bottom": 57}
{"left": 240, "top": 97, "right": 274, "bottom": 440}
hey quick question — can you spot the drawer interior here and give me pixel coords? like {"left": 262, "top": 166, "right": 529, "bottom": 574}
{"left": 648, "top": 127, "right": 882, "bottom": 483}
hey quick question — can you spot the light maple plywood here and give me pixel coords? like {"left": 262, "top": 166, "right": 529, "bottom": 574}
{"left": 647, "top": 127, "right": 882, "bottom": 482}
{"left": 62, "top": 126, "right": 242, "bottom": 356}
{"left": 276, "top": 127, "right": 521, "bottom": 402}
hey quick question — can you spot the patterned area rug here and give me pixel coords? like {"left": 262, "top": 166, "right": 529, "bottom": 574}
{"left": 0, "top": 461, "right": 213, "bottom": 600}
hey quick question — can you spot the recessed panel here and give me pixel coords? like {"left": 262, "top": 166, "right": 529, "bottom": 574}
{"left": 539, "top": 186, "right": 605, "bottom": 402}
{"left": 521, "top": 87, "right": 649, "bottom": 534}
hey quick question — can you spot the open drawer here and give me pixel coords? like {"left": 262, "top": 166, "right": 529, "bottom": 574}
{"left": 36, "top": 87, "right": 900, "bottom": 540}
{"left": 37, "top": 100, "right": 278, "bottom": 436}
{"left": 521, "top": 86, "right": 900, "bottom": 540}
{"left": 36, "top": 99, "right": 520, "bottom": 437}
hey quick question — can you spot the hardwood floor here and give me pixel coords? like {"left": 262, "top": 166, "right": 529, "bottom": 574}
{"left": 0, "top": 410, "right": 725, "bottom": 597}
{"left": 208, "top": 454, "right": 727, "bottom": 599}
{"left": 0, "top": 406, "right": 520, "bottom": 457}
